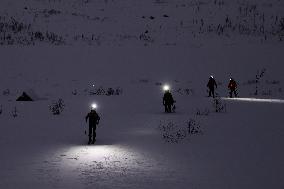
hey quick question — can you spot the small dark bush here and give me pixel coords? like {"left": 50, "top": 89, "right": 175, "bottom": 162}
{"left": 2, "top": 89, "right": 10, "bottom": 96}
{"left": 11, "top": 106, "right": 18, "bottom": 118}
{"left": 187, "top": 119, "right": 202, "bottom": 134}
{"left": 89, "top": 86, "right": 122, "bottom": 96}
{"left": 213, "top": 97, "right": 227, "bottom": 113}
{"left": 49, "top": 99, "right": 65, "bottom": 115}
{"left": 106, "top": 88, "right": 115, "bottom": 96}
{"left": 196, "top": 108, "right": 210, "bottom": 116}
{"left": 72, "top": 89, "right": 78, "bottom": 95}
{"left": 158, "top": 119, "right": 202, "bottom": 143}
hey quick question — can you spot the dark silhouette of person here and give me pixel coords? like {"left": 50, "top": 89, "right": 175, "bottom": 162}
{"left": 207, "top": 76, "right": 217, "bottom": 98}
{"left": 228, "top": 78, "right": 238, "bottom": 98}
{"left": 85, "top": 109, "right": 100, "bottom": 144}
{"left": 163, "top": 90, "right": 175, "bottom": 113}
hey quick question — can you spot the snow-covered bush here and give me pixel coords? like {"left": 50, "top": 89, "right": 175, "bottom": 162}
{"left": 106, "top": 88, "right": 114, "bottom": 96}
{"left": 90, "top": 86, "right": 105, "bottom": 95}
{"left": 176, "top": 88, "right": 194, "bottom": 96}
{"left": 158, "top": 121, "right": 187, "bottom": 143}
{"left": 72, "top": 89, "right": 78, "bottom": 95}
{"left": 187, "top": 119, "right": 202, "bottom": 134}
{"left": 114, "top": 87, "right": 123, "bottom": 95}
{"left": 155, "top": 82, "right": 162, "bottom": 86}
{"left": 255, "top": 68, "right": 266, "bottom": 95}
{"left": 89, "top": 86, "right": 122, "bottom": 96}
{"left": 2, "top": 89, "right": 10, "bottom": 96}
{"left": 213, "top": 97, "right": 226, "bottom": 113}
{"left": 11, "top": 107, "right": 18, "bottom": 118}
{"left": 49, "top": 99, "right": 65, "bottom": 115}
{"left": 139, "top": 30, "right": 154, "bottom": 44}
{"left": 158, "top": 119, "right": 202, "bottom": 143}
{"left": 196, "top": 108, "right": 210, "bottom": 116}
{"left": 0, "top": 16, "right": 65, "bottom": 45}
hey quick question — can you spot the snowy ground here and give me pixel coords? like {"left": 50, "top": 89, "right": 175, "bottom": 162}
{"left": 1, "top": 0, "right": 284, "bottom": 188}
{"left": 0, "top": 45, "right": 283, "bottom": 189}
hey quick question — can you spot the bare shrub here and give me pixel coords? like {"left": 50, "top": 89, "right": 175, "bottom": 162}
{"left": 196, "top": 108, "right": 210, "bottom": 116}
{"left": 213, "top": 97, "right": 227, "bottom": 113}
{"left": 158, "top": 119, "right": 202, "bottom": 143}
{"left": 49, "top": 99, "right": 65, "bottom": 115}
{"left": 11, "top": 106, "right": 18, "bottom": 118}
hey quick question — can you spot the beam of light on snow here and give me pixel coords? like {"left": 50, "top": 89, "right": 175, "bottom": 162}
{"left": 221, "top": 97, "right": 284, "bottom": 104}
{"left": 163, "top": 85, "right": 170, "bottom": 91}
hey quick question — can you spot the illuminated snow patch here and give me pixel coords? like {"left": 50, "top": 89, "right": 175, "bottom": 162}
{"left": 51, "top": 144, "right": 158, "bottom": 172}
{"left": 64, "top": 145, "right": 128, "bottom": 163}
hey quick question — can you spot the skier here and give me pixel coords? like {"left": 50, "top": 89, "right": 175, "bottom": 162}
{"left": 85, "top": 106, "right": 100, "bottom": 144}
{"left": 228, "top": 78, "right": 238, "bottom": 98}
{"left": 207, "top": 75, "right": 217, "bottom": 98}
{"left": 163, "top": 88, "right": 175, "bottom": 113}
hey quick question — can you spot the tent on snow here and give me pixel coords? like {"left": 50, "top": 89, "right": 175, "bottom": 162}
{"left": 16, "top": 92, "right": 33, "bottom": 101}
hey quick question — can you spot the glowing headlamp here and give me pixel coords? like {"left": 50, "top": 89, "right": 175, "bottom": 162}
{"left": 163, "top": 85, "right": 170, "bottom": 91}
{"left": 91, "top": 103, "right": 97, "bottom": 109}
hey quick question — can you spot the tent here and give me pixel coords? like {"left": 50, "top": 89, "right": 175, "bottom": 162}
{"left": 16, "top": 92, "right": 33, "bottom": 101}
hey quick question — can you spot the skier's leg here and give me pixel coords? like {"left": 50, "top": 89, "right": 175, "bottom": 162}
{"left": 168, "top": 104, "right": 171, "bottom": 113}
{"left": 92, "top": 126, "right": 96, "bottom": 144}
{"left": 164, "top": 104, "right": 167, "bottom": 113}
{"left": 88, "top": 125, "right": 92, "bottom": 144}
{"left": 229, "top": 90, "right": 232, "bottom": 98}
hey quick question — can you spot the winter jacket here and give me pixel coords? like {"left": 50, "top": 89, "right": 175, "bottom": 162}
{"left": 163, "top": 92, "right": 175, "bottom": 105}
{"left": 207, "top": 78, "right": 217, "bottom": 89}
{"left": 86, "top": 110, "right": 100, "bottom": 126}
{"left": 228, "top": 80, "right": 237, "bottom": 90}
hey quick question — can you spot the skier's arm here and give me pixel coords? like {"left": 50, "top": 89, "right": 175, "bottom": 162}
{"left": 97, "top": 115, "right": 100, "bottom": 124}
{"left": 85, "top": 114, "right": 89, "bottom": 123}
{"left": 170, "top": 95, "right": 175, "bottom": 104}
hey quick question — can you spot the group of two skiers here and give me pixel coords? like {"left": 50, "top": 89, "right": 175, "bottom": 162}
{"left": 85, "top": 92, "right": 174, "bottom": 144}
{"left": 207, "top": 76, "right": 238, "bottom": 98}
{"left": 85, "top": 76, "right": 238, "bottom": 144}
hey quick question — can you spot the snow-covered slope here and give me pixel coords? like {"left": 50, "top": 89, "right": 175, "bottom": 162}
{"left": 0, "top": 0, "right": 284, "bottom": 189}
